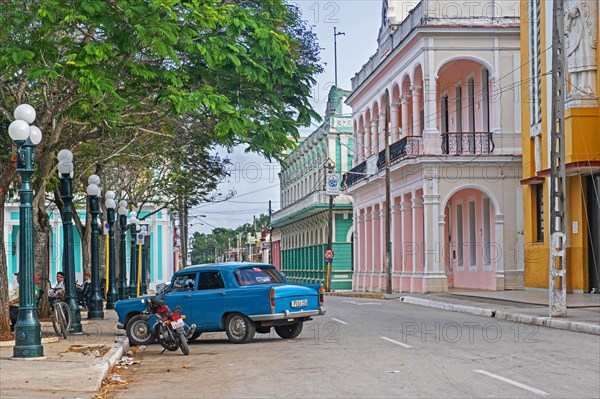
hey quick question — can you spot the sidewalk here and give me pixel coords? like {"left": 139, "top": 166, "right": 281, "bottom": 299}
{"left": 328, "top": 289, "right": 600, "bottom": 335}
{"left": 0, "top": 309, "right": 129, "bottom": 399}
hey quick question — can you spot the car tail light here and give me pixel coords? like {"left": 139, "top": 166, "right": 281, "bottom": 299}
{"left": 270, "top": 287, "right": 275, "bottom": 313}
{"left": 319, "top": 284, "right": 324, "bottom": 305}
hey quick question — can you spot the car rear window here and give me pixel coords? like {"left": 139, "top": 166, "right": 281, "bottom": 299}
{"left": 234, "top": 267, "right": 285, "bottom": 286}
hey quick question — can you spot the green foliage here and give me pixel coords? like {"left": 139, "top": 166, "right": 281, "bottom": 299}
{"left": 0, "top": 0, "right": 322, "bottom": 209}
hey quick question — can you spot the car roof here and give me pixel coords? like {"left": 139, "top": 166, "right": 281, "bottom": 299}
{"left": 181, "top": 262, "right": 275, "bottom": 273}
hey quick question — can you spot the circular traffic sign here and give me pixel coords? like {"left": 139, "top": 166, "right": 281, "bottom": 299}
{"left": 324, "top": 249, "right": 334, "bottom": 260}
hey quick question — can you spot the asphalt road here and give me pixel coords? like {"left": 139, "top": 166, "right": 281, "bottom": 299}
{"left": 108, "top": 296, "right": 600, "bottom": 398}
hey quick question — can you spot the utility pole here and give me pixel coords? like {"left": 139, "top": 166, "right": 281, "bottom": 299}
{"left": 324, "top": 160, "right": 338, "bottom": 291}
{"left": 333, "top": 27, "right": 345, "bottom": 88}
{"left": 384, "top": 90, "right": 392, "bottom": 294}
{"left": 549, "top": 0, "right": 567, "bottom": 317}
{"left": 268, "top": 200, "right": 273, "bottom": 264}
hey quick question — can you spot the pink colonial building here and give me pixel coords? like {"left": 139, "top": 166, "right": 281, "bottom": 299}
{"left": 343, "top": 0, "right": 524, "bottom": 293}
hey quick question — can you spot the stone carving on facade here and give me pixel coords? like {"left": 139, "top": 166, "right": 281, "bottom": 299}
{"left": 565, "top": 0, "right": 597, "bottom": 99}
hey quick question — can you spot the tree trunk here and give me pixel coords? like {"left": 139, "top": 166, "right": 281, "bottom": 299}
{"left": 31, "top": 143, "right": 58, "bottom": 318}
{"left": 34, "top": 192, "right": 52, "bottom": 318}
{"left": 0, "top": 169, "right": 16, "bottom": 337}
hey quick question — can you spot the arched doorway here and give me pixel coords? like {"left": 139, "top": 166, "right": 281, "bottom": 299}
{"left": 443, "top": 188, "right": 498, "bottom": 290}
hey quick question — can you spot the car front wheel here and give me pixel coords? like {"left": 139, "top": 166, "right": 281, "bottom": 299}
{"left": 225, "top": 313, "right": 256, "bottom": 344}
{"left": 275, "top": 322, "right": 303, "bottom": 339}
{"left": 126, "top": 315, "right": 155, "bottom": 346}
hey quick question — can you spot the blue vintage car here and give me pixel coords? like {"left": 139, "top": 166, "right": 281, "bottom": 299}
{"left": 115, "top": 262, "right": 326, "bottom": 345}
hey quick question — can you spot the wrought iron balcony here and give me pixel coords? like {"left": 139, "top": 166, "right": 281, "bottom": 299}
{"left": 441, "top": 132, "right": 494, "bottom": 155}
{"left": 342, "top": 136, "right": 421, "bottom": 189}
{"left": 341, "top": 159, "right": 366, "bottom": 189}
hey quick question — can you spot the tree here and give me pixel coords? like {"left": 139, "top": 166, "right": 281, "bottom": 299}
{"left": 0, "top": 0, "right": 322, "bottom": 336}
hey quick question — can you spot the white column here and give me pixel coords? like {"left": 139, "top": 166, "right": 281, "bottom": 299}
{"left": 410, "top": 195, "right": 419, "bottom": 292}
{"left": 412, "top": 88, "right": 420, "bottom": 136}
{"left": 423, "top": 175, "right": 441, "bottom": 273}
{"left": 390, "top": 104, "right": 400, "bottom": 142}
{"left": 392, "top": 203, "right": 402, "bottom": 275}
{"left": 401, "top": 98, "right": 410, "bottom": 136}
{"left": 364, "top": 210, "right": 372, "bottom": 291}
{"left": 372, "top": 120, "right": 379, "bottom": 155}
{"left": 495, "top": 214, "right": 505, "bottom": 275}
{"left": 358, "top": 127, "right": 365, "bottom": 162}
{"left": 380, "top": 110, "right": 387, "bottom": 151}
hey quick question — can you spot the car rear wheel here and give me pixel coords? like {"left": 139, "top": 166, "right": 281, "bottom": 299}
{"left": 225, "top": 313, "right": 256, "bottom": 344}
{"left": 126, "top": 315, "right": 155, "bottom": 346}
{"left": 275, "top": 322, "right": 303, "bottom": 339}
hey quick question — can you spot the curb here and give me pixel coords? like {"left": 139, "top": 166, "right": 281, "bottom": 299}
{"left": 91, "top": 335, "right": 129, "bottom": 391}
{"left": 326, "top": 292, "right": 386, "bottom": 299}
{"left": 400, "top": 296, "right": 600, "bottom": 336}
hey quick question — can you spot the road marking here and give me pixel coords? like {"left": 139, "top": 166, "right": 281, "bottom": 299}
{"left": 341, "top": 300, "right": 382, "bottom": 306}
{"left": 474, "top": 370, "right": 549, "bottom": 396}
{"left": 331, "top": 318, "right": 349, "bottom": 325}
{"left": 380, "top": 336, "right": 412, "bottom": 349}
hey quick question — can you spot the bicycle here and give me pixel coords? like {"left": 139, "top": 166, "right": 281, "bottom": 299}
{"left": 47, "top": 282, "right": 71, "bottom": 339}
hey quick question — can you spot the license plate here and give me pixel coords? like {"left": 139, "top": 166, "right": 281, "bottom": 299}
{"left": 291, "top": 299, "right": 307, "bottom": 308}
{"left": 171, "top": 318, "right": 185, "bottom": 329}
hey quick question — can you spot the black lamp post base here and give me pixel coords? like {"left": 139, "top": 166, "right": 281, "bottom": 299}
{"left": 106, "top": 293, "right": 118, "bottom": 309}
{"left": 13, "top": 315, "right": 44, "bottom": 359}
{"left": 88, "top": 310, "right": 105, "bottom": 319}
{"left": 87, "top": 295, "right": 105, "bottom": 319}
{"left": 118, "top": 286, "right": 129, "bottom": 300}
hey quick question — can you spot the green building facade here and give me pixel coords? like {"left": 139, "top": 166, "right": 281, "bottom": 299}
{"left": 272, "top": 87, "right": 354, "bottom": 291}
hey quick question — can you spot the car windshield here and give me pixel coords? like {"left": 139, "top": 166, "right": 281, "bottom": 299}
{"left": 234, "top": 266, "right": 285, "bottom": 286}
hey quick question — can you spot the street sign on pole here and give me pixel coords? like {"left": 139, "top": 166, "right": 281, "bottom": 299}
{"left": 326, "top": 172, "right": 340, "bottom": 196}
{"left": 136, "top": 233, "right": 145, "bottom": 245}
{"left": 324, "top": 248, "right": 334, "bottom": 260}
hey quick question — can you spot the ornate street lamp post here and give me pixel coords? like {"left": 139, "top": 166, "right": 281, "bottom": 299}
{"left": 86, "top": 175, "right": 104, "bottom": 319}
{"left": 57, "top": 149, "right": 82, "bottom": 333}
{"left": 105, "top": 191, "right": 118, "bottom": 309}
{"left": 117, "top": 200, "right": 129, "bottom": 300}
{"left": 8, "top": 104, "right": 44, "bottom": 358}
{"left": 140, "top": 225, "right": 149, "bottom": 295}
{"left": 128, "top": 211, "right": 139, "bottom": 297}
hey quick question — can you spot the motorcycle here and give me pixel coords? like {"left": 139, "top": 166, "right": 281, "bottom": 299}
{"left": 139, "top": 296, "right": 195, "bottom": 355}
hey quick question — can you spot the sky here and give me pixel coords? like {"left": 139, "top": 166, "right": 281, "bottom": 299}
{"left": 190, "top": 1, "right": 383, "bottom": 234}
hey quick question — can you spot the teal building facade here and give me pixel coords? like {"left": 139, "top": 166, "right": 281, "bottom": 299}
{"left": 3, "top": 202, "right": 176, "bottom": 293}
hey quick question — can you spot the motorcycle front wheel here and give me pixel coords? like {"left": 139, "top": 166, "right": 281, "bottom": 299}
{"left": 178, "top": 329, "right": 190, "bottom": 355}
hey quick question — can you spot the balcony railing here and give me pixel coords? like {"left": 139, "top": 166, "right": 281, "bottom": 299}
{"left": 343, "top": 136, "right": 421, "bottom": 189}
{"left": 441, "top": 132, "right": 494, "bottom": 155}
{"left": 376, "top": 136, "right": 421, "bottom": 170}
{"left": 342, "top": 160, "right": 367, "bottom": 189}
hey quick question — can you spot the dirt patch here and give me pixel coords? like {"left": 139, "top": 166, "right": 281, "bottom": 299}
{"left": 67, "top": 344, "right": 111, "bottom": 357}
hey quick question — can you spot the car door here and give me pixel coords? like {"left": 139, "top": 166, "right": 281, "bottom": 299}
{"left": 164, "top": 272, "right": 196, "bottom": 319}
{"left": 190, "top": 270, "right": 227, "bottom": 330}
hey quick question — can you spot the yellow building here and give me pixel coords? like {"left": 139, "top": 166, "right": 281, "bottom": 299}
{"left": 520, "top": 0, "right": 600, "bottom": 293}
